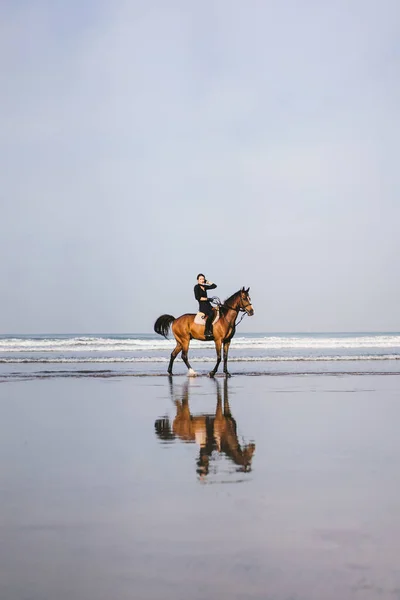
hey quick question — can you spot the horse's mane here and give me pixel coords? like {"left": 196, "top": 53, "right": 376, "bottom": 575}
{"left": 219, "top": 290, "right": 241, "bottom": 316}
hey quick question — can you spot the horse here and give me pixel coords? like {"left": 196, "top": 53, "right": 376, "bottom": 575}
{"left": 154, "top": 287, "right": 254, "bottom": 377}
{"left": 154, "top": 378, "right": 256, "bottom": 478}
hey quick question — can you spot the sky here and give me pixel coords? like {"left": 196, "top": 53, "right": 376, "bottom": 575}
{"left": 1, "top": 0, "right": 399, "bottom": 333}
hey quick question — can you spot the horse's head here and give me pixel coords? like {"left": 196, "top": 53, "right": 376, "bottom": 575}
{"left": 231, "top": 442, "right": 256, "bottom": 473}
{"left": 239, "top": 287, "right": 254, "bottom": 316}
{"left": 241, "top": 442, "right": 256, "bottom": 471}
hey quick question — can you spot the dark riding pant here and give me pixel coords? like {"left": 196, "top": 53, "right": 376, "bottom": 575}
{"left": 199, "top": 302, "right": 213, "bottom": 317}
{"left": 199, "top": 302, "right": 214, "bottom": 337}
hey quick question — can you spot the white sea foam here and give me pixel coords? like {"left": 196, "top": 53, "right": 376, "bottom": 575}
{"left": 230, "top": 335, "right": 400, "bottom": 349}
{"left": 1, "top": 334, "right": 400, "bottom": 353}
{"left": 0, "top": 337, "right": 175, "bottom": 352}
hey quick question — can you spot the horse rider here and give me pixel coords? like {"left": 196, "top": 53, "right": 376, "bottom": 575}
{"left": 194, "top": 273, "right": 217, "bottom": 339}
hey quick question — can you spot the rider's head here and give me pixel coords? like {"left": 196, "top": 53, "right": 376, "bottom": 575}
{"left": 197, "top": 273, "right": 205, "bottom": 284}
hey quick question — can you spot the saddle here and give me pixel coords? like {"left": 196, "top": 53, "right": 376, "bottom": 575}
{"left": 194, "top": 308, "right": 220, "bottom": 326}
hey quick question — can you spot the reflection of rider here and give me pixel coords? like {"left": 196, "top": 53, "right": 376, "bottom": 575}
{"left": 194, "top": 273, "right": 217, "bottom": 339}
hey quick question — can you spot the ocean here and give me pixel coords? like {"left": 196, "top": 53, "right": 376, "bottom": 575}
{"left": 1, "top": 331, "right": 400, "bottom": 380}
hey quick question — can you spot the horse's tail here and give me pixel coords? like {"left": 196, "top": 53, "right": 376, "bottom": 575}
{"left": 154, "top": 417, "right": 176, "bottom": 441}
{"left": 154, "top": 314, "right": 175, "bottom": 339}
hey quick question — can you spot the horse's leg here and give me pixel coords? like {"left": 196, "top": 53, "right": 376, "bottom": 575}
{"left": 180, "top": 338, "right": 196, "bottom": 377}
{"left": 223, "top": 378, "right": 232, "bottom": 416}
{"left": 214, "top": 380, "right": 223, "bottom": 419}
{"left": 168, "top": 342, "right": 182, "bottom": 375}
{"left": 223, "top": 340, "right": 232, "bottom": 377}
{"left": 209, "top": 338, "right": 222, "bottom": 378}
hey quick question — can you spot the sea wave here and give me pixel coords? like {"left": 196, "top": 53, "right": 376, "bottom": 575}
{"left": 1, "top": 334, "right": 400, "bottom": 353}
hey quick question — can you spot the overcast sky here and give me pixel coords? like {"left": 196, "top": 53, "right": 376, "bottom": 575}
{"left": 1, "top": 0, "right": 399, "bottom": 333}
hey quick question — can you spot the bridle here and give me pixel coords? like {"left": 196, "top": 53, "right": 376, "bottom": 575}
{"left": 214, "top": 294, "right": 253, "bottom": 326}
{"left": 239, "top": 300, "right": 253, "bottom": 313}
{"left": 224, "top": 297, "right": 252, "bottom": 313}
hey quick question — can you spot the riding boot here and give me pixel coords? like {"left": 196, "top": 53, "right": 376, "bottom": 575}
{"left": 205, "top": 314, "right": 214, "bottom": 339}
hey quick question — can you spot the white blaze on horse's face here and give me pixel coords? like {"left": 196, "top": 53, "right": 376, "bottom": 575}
{"left": 241, "top": 287, "right": 254, "bottom": 316}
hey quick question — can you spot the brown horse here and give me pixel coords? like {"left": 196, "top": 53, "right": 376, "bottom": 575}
{"left": 154, "top": 287, "right": 254, "bottom": 377}
{"left": 154, "top": 378, "right": 256, "bottom": 478}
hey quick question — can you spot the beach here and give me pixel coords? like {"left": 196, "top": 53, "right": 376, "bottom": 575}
{"left": 1, "top": 370, "right": 400, "bottom": 600}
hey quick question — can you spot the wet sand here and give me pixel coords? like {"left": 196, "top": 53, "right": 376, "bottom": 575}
{"left": 1, "top": 374, "right": 400, "bottom": 600}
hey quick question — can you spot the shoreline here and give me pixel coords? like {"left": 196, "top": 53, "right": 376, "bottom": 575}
{"left": 2, "top": 367, "right": 400, "bottom": 382}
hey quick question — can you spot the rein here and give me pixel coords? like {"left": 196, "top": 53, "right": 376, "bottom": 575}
{"left": 234, "top": 311, "right": 247, "bottom": 327}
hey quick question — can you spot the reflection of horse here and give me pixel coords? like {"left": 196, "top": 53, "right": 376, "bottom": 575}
{"left": 154, "top": 287, "right": 254, "bottom": 377}
{"left": 155, "top": 378, "right": 256, "bottom": 479}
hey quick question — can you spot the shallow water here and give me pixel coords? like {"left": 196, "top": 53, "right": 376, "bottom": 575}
{"left": 1, "top": 374, "right": 400, "bottom": 599}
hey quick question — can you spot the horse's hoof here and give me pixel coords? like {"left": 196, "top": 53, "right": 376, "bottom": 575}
{"left": 188, "top": 368, "right": 197, "bottom": 377}
{"left": 208, "top": 372, "right": 215, "bottom": 378}
{"left": 224, "top": 372, "right": 232, "bottom": 378}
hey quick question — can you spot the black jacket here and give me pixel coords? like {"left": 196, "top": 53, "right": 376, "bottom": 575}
{"left": 194, "top": 283, "right": 217, "bottom": 315}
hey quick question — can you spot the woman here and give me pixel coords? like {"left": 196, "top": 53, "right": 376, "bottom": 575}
{"left": 194, "top": 273, "right": 217, "bottom": 339}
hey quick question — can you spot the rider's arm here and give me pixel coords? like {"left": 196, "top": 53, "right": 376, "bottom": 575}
{"left": 195, "top": 283, "right": 216, "bottom": 302}
{"left": 194, "top": 285, "right": 203, "bottom": 303}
